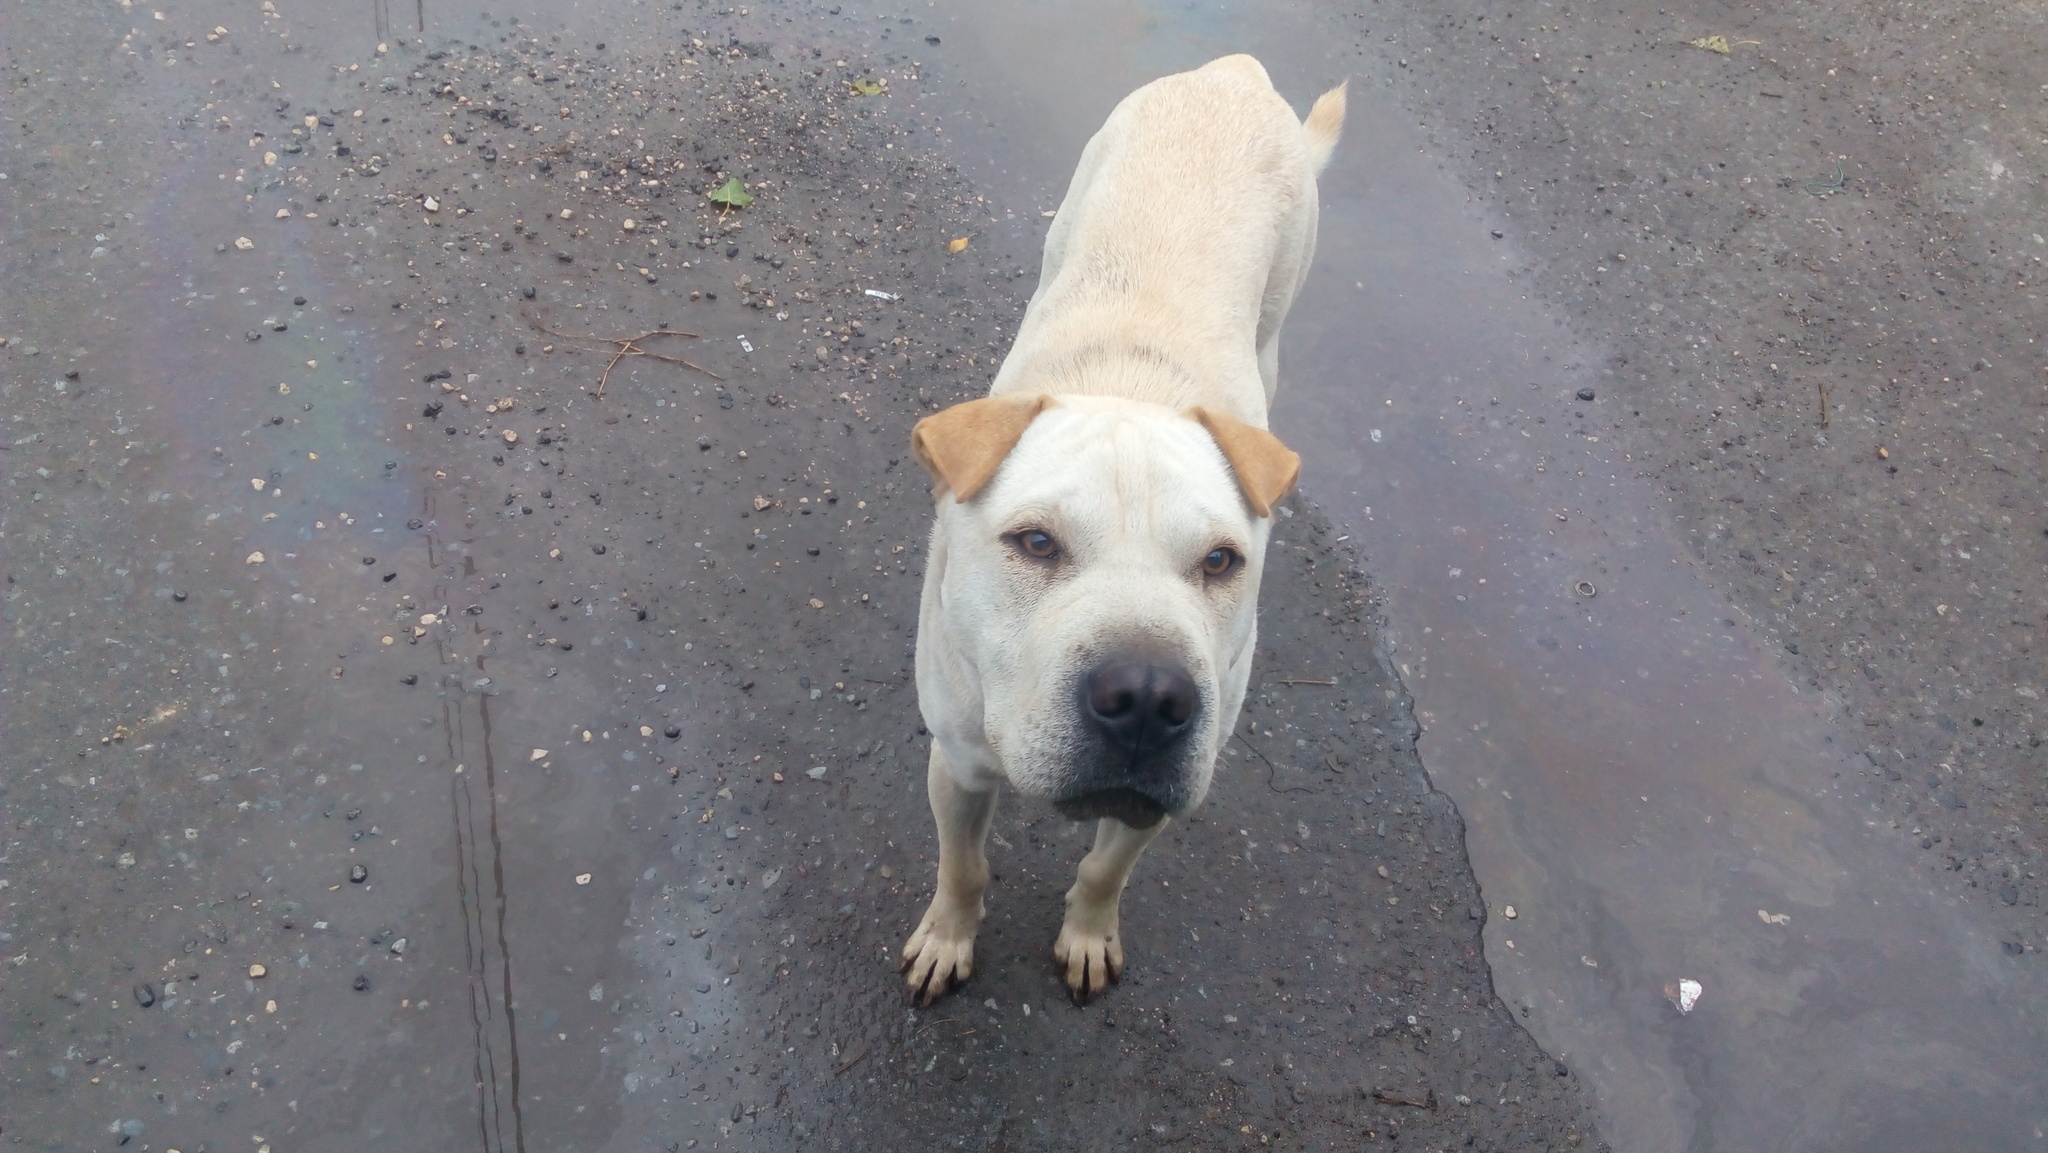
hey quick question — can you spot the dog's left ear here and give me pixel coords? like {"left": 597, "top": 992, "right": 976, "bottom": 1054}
{"left": 911, "top": 394, "right": 1054, "bottom": 503}
{"left": 1187, "top": 407, "right": 1300, "bottom": 518}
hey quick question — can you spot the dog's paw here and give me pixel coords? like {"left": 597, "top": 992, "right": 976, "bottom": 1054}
{"left": 901, "top": 903, "right": 979, "bottom": 1006}
{"left": 1053, "top": 919, "right": 1124, "bottom": 1003}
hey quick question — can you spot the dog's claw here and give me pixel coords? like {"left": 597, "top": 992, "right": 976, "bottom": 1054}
{"left": 901, "top": 903, "right": 979, "bottom": 1005}
{"left": 1053, "top": 922, "right": 1124, "bottom": 1003}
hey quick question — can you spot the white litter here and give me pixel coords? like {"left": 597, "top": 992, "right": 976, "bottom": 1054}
{"left": 864, "top": 289, "right": 899, "bottom": 301}
{"left": 737, "top": 335, "right": 754, "bottom": 353}
{"left": 1669, "top": 978, "right": 1703, "bottom": 1014}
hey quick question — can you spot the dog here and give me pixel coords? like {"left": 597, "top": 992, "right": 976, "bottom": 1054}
{"left": 901, "top": 55, "right": 1345, "bottom": 1004}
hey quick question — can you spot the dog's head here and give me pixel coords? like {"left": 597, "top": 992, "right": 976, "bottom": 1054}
{"left": 913, "top": 393, "right": 1298, "bottom": 827}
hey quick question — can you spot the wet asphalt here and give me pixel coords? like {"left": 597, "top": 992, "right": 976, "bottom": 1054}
{"left": 3, "top": 0, "right": 2045, "bottom": 1151}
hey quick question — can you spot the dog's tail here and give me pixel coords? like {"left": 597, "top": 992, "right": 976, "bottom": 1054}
{"left": 1302, "top": 80, "right": 1347, "bottom": 173}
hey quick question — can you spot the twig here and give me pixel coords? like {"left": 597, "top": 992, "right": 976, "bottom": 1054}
{"left": 1275, "top": 678, "right": 1335, "bottom": 686}
{"left": 1817, "top": 379, "right": 1830, "bottom": 428}
{"left": 1232, "top": 732, "right": 1314, "bottom": 795}
{"left": 522, "top": 311, "right": 725, "bottom": 397}
{"left": 1802, "top": 160, "right": 1846, "bottom": 197}
{"left": 833, "top": 1046, "right": 869, "bottom": 1075}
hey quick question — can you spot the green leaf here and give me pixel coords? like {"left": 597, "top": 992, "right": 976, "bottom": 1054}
{"left": 849, "top": 78, "right": 884, "bottom": 97}
{"left": 707, "top": 177, "right": 754, "bottom": 209}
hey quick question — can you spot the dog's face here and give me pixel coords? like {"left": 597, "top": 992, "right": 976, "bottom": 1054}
{"left": 914, "top": 395, "right": 1297, "bottom": 827}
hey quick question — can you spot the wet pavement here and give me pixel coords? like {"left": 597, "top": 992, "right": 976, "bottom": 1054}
{"left": 5, "top": 0, "right": 2046, "bottom": 1150}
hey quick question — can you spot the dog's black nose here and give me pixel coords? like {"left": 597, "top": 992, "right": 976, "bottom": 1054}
{"left": 1084, "top": 661, "right": 1198, "bottom": 751}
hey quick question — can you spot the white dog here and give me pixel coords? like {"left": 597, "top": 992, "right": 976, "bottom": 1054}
{"left": 901, "top": 55, "right": 1345, "bottom": 1004}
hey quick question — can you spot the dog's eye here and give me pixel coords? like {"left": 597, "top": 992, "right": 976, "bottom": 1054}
{"left": 1201, "top": 546, "right": 1239, "bottom": 577}
{"left": 1014, "top": 529, "right": 1060, "bottom": 560}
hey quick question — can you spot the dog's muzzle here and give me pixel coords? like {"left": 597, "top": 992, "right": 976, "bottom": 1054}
{"left": 1054, "top": 658, "right": 1202, "bottom": 828}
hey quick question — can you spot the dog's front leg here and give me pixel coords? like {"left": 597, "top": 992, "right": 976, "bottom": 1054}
{"left": 901, "top": 746, "right": 997, "bottom": 1005}
{"left": 1054, "top": 816, "right": 1167, "bottom": 1002}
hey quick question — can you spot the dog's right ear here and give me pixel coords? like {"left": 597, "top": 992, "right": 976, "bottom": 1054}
{"left": 911, "top": 394, "right": 1052, "bottom": 502}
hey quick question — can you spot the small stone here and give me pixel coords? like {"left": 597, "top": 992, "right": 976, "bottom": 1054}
{"left": 664, "top": 726, "right": 681, "bottom": 739}
{"left": 245, "top": 551, "right": 265, "bottom": 565}
{"left": 622, "top": 219, "right": 637, "bottom": 232}
{"left": 522, "top": 286, "right": 536, "bottom": 299}
{"left": 172, "top": 590, "right": 188, "bottom": 602}
{"left": 531, "top": 748, "right": 549, "bottom": 761}
{"left": 558, "top": 208, "right": 575, "bottom": 220}
{"left": 806, "top": 765, "right": 828, "bottom": 780}
{"left": 349, "top": 864, "right": 368, "bottom": 884}
{"left": 134, "top": 983, "right": 157, "bottom": 1008}
{"left": 1574, "top": 387, "right": 1596, "bottom": 402}
{"left": 422, "top": 196, "right": 440, "bottom": 212}
{"left": 234, "top": 236, "right": 254, "bottom": 250}
{"left": 389, "top": 937, "right": 408, "bottom": 954}
{"left": 248, "top": 963, "right": 267, "bottom": 978}
{"left": 575, "top": 873, "right": 593, "bottom": 885}
{"left": 401, "top": 674, "right": 418, "bottom": 686}
{"left": 1503, "top": 905, "right": 1518, "bottom": 919}
{"left": 353, "top": 974, "right": 372, "bottom": 992}
{"left": 501, "top": 429, "right": 518, "bottom": 444}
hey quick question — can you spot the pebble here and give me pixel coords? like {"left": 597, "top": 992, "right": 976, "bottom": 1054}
{"left": 248, "top": 963, "right": 267, "bottom": 978}
{"left": 806, "top": 765, "right": 828, "bottom": 780}
{"left": 233, "top": 236, "right": 254, "bottom": 250}
{"left": 353, "top": 974, "right": 372, "bottom": 992}
{"left": 134, "top": 983, "right": 157, "bottom": 1008}
{"left": 349, "top": 864, "right": 368, "bottom": 884}
{"left": 1575, "top": 387, "right": 1596, "bottom": 401}
{"left": 389, "top": 937, "right": 408, "bottom": 955}
{"left": 1503, "top": 905, "right": 1518, "bottom": 919}
{"left": 575, "top": 873, "right": 593, "bottom": 885}
{"left": 502, "top": 429, "right": 518, "bottom": 444}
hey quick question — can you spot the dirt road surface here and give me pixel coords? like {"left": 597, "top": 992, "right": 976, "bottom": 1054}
{"left": 3, "top": 1, "right": 2041, "bottom": 1150}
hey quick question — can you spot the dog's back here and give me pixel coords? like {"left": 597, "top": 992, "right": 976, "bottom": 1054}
{"left": 991, "top": 55, "right": 1346, "bottom": 423}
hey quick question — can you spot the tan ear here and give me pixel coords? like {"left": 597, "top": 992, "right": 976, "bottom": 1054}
{"left": 1186, "top": 406, "right": 1300, "bottom": 518}
{"left": 910, "top": 394, "right": 1053, "bottom": 503}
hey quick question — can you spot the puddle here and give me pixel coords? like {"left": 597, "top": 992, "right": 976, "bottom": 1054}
{"left": 912, "top": 0, "right": 2048, "bottom": 1148}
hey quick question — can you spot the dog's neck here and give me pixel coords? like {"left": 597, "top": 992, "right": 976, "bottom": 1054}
{"left": 992, "top": 340, "right": 1267, "bottom": 427}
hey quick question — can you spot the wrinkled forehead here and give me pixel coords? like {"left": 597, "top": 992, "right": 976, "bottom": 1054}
{"left": 976, "top": 404, "right": 1253, "bottom": 539}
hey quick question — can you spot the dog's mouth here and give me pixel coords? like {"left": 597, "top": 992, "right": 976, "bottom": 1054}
{"left": 1054, "top": 787, "right": 1169, "bottom": 829}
